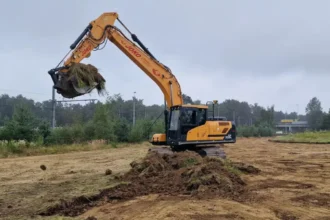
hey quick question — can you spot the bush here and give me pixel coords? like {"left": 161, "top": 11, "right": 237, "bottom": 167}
{"left": 0, "top": 127, "right": 8, "bottom": 140}
{"left": 37, "top": 120, "right": 51, "bottom": 143}
{"left": 44, "top": 126, "right": 75, "bottom": 145}
{"left": 83, "top": 121, "right": 96, "bottom": 141}
{"left": 71, "top": 124, "right": 85, "bottom": 142}
{"left": 149, "top": 120, "right": 165, "bottom": 136}
{"left": 127, "top": 121, "right": 145, "bottom": 143}
{"left": 238, "top": 125, "right": 257, "bottom": 137}
{"left": 113, "top": 118, "right": 130, "bottom": 142}
{"left": 237, "top": 125, "right": 274, "bottom": 137}
{"left": 91, "top": 104, "right": 117, "bottom": 142}
{"left": 44, "top": 119, "right": 118, "bottom": 146}
{"left": 0, "top": 140, "right": 28, "bottom": 156}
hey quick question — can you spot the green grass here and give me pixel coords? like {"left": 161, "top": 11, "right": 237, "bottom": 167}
{"left": 0, "top": 141, "right": 135, "bottom": 158}
{"left": 183, "top": 158, "right": 199, "bottom": 167}
{"left": 222, "top": 159, "right": 243, "bottom": 175}
{"left": 272, "top": 131, "right": 330, "bottom": 143}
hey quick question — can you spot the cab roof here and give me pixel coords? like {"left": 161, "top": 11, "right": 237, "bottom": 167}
{"left": 182, "top": 104, "right": 208, "bottom": 109}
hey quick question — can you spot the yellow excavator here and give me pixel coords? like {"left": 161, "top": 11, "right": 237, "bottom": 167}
{"left": 48, "top": 12, "right": 236, "bottom": 158}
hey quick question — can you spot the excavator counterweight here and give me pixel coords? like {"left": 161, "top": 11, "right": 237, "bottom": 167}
{"left": 48, "top": 12, "right": 236, "bottom": 158}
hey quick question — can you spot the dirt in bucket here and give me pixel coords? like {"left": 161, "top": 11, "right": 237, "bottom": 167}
{"left": 67, "top": 63, "right": 106, "bottom": 95}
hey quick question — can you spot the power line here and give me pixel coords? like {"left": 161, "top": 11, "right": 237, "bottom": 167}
{"left": 51, "top": 86, "right": 98, "bottom": 128}
{"left": 0, "top": 88, "right": 50, "bottom": 97}
{"left": 57, "top": 99, "right": 98, "bottom": 103}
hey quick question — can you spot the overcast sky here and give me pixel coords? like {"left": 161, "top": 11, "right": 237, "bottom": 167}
{"left": 1, "top": 0, "right": 330, "bottom": 114}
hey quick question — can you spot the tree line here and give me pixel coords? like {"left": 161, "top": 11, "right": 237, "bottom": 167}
{"left": 0, "top": 93, "right": 305, "bottom": 128}
{"left": 0, "top": 93, "right": 326, "bottom": 146}
{"left": 305, "top": 97, "right": 330, "bottom": 130}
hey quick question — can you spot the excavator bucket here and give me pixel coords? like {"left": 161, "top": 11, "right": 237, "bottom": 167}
{"left": 51, "top": 63, "right": 106, "bottom": 99}
{"left": 53, "top": 72, "right": 96, "bottom": 98}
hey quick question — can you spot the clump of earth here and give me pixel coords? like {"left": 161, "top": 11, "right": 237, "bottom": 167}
{"left": 120, "top": 150, "right": 258, "bottom": 199}
{"left": 40, "top": 150, "right": 260, "bottom": 217}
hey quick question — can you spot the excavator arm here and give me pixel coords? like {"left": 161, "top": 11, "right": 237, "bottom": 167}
{"left": 49, "top": 12, "right": 236, "bottom": 158}
{"left": 49, "top": 12, "right": 183, "bottom": 108}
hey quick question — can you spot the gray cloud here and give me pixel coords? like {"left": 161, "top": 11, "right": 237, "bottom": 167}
{"left": 1, "top": 0, "right": 330, "bottom": 114}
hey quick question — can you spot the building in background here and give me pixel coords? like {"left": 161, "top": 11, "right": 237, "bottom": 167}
{"left": 275, "top": 119, "right": 309, "bottom": 134}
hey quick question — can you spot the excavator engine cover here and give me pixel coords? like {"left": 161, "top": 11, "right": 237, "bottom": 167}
{"left": 54, "top": 71, "right": 97, "bottom": 98}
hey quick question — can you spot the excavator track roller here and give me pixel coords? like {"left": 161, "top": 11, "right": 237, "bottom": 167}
{"left": 149, "top": 145, "right": 226, "bottom": 159}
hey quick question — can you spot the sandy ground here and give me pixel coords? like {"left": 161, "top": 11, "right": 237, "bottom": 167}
{"left": 0, "top": 144, "right": 149, "bottom": 220}
{"left": 0, "top": 138, "right": 329, "bottom": 220}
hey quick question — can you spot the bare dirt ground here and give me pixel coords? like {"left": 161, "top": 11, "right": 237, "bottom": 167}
{"left": 0, "top": 138, "right": 329, "bottom": 220}
{"left": 0, "top": 144, "right": 149, "bottom": 220}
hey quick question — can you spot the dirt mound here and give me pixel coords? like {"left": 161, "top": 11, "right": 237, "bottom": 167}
{"left": 40, "top": 150, "right": 259, "bottom": 217}
{"left": 122, "top": 151, "right": 249, "bottom": 198}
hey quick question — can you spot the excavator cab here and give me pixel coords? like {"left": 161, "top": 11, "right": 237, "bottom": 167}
{"left": 167, "top": 105, "right": 207, "bottom": 143}
{"left": 151, "top": 104, "right": 236, "bottom": 149}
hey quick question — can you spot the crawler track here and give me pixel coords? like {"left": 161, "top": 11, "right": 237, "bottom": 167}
{"left": 149, "top": 145, "right": 226, "bottom": 159}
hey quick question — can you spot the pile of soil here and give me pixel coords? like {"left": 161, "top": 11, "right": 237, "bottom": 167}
{"left": 70, "top": 63, "right": 106, "bottom": 94}
{"left": 40, "top": 150, "right": 260, "bottom": 217}
{"left": 120, "top": 151, "right": 257, "bottom": 198}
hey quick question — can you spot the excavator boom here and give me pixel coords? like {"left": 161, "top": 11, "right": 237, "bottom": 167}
{"left": 49, "top": 12, "right": 183, "bottom": 108}
{"left": 48, "top": 12, "right": 236, "bottom": 159}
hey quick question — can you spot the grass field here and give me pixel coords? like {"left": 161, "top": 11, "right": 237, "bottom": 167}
{"left": 272, "top": 131, "right": 330, "bottom": 143}
{"left": 0, "top": 138, "right": 329, "bottom": 220}
{"left": 0, "top": 140, "right": 141, "bottom": 158}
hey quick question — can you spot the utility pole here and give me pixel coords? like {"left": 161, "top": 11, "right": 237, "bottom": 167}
{"left": 51, "top": 86, "right": 97, "bottom": 128}
{"left": 52, "top": 86, "right": 56, "bottom": 128}
{"left": 133, "top": 91, "right": 136, "bottom": 126}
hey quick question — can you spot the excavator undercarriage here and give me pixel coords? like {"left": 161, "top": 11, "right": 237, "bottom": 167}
{"left": 148, "top": 104, "right": 236, "bottom": 159}
{"left": 149, "top": 144, "right": 227, "bottom": 159}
